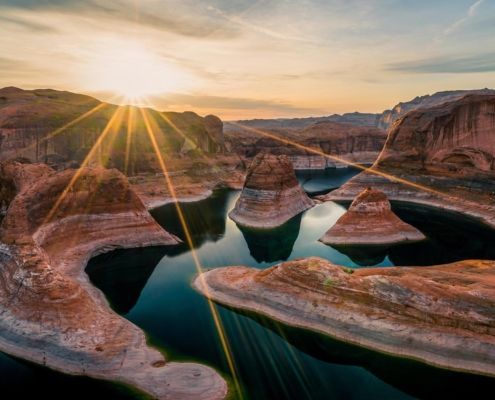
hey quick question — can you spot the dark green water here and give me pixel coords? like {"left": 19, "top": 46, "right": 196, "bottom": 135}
{"left": 2, "top": 168, "right": 495, "bottom": 399}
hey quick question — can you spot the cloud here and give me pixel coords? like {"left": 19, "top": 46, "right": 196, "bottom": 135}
{"left": 387, "top": 52, "right": 495, "bottom": 74}
{"left": 0, "top": 0, "right": 239, "bottom": 39}
{"left": 0, "top": 14, "right": 57, "bottom": 32}
{"left": 152, "top": 92, "right": 323, "bottom": 114}
{"left": 443, "top": 0, "right": 484, "bottom": 35}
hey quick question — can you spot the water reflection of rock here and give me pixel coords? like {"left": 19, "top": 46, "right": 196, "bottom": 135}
{"left": 86, "top": 246, "right": 171, "bottom": 314}
{"left": 331, "top": 203, "right": 495, "bottom": 267}
{"left": 332, "top": 244, "right": 389, "bottom": 266}
{"left": 150, "top": 189, "right": 230, "bottom": 255}
{"left": 243, "top": 312, "right": 495, "bottom": 400}
{"left": 238, "top": 215, "right": 302, "bottom": 263}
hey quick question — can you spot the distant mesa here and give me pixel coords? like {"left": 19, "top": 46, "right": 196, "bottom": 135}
{"left": 320, "top": 187, "right": 425, "bottom": 246}
{"left": 229, "top": 153, "right": 314, "bottom": 229}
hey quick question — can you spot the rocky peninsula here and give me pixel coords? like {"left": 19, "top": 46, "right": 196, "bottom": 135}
{"left": 320, "top": 188, "right": 425, "bottom": 245}
{"left": 194, "top": 257, "right": 495, "bottom": 377}
{"left": 0, "top": 161, "right": 227, "bottom": 399}
{"left": 229, "top": 153, "right": 314, "bottom": 229}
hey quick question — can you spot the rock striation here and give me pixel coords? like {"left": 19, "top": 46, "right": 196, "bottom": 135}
{"left": 0, "top": 87, "right": 225, "bottom": 172}
{"left": 194, "top": 257, "right": 495, "bottom": 377}
{"left": 377, "top": 88, "right": 495, "bottom": 130}
{"left": 328, "top": 95, "right": 495, "bottom": 229}
{"left": 320, "top": 188, "right": 425, "bottom": 245}
{"left": 226, "top": 121, "right": 386, "bottom": 169}
{"left": 229, "top": 153, "right": 314, "bottom": 228}
{"left": 0, "top": 161, "right": 227, "bottom": 399}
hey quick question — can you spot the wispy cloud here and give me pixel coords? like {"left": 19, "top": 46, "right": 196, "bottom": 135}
{"left": 443, "top": 0, "right": 484, "bottom": 35}
{"left": 387, "top": 52, "right": 495, "bottom": 74}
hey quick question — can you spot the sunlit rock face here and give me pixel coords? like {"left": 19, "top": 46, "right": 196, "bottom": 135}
{"left": 328, "top": 95, "right": 495, "bottom": 229}
{"left": 194, "top": 257, "right": 495, "bottom": 378}
{"left": 225, "top": 121, "right": 386, "bottom": 169}
{"left": 229, "top": 153, "right": 314, "bottom": 228}
{"left": 0, "top": 161, "right": 227, "bottom": 400}
{"left": 377, "top": 89, "right": 495, "bottom": 130}
{"left": 0, "top": 87, "right": 225, "bottom": 172}
{"left": 320, "top": 188, "right": 425, "bottom": 245}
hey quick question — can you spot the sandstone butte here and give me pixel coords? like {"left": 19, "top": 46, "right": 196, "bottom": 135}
{"left": 0, "top": 161, "right": 227, "bottom": 400}
{"left": 194, "top": 257, "right": 495, "bottom": 377}
{"left": 320, "top": 187, "right": 425, "bottom": 246}
{"left": 326, "top": 94, "right": 495, "bottom": 229}
{"left": 229, "top": 153, "right": 314, "bottom": 229}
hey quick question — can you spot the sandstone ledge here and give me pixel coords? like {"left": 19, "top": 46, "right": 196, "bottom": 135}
{"left": 194, "top": 257, "right": 495, "bottom": 378}
{"left": 0, "top": 164, "right": 228, "bottom": 399}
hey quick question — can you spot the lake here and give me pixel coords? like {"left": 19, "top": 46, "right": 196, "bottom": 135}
{"left": 2, "top": 168, "right": 495, "bottom": 399}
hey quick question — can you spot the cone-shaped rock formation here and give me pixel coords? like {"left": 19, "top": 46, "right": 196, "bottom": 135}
{"left": 229, "top": 153, "right": 314, "bottom": 229}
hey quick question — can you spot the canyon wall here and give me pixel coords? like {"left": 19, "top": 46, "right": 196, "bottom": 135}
{"left": 226, "top": 122, "right": 386, "bottom": 169}
{"left": 0, "top": 87, "right": 225, "bottom": 173}
{"left": 328, "top": 94, "right": 495, "bottom": 228}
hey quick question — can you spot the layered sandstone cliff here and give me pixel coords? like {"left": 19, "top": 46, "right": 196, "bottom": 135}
{"left": 328, "top": 95, "right": 495, "bottom": 228}
{"left": 229, "top": 153, "right": 314, "bottom": 228}
{"left": 377, "top": 89, "right": 495, "bottom": 130}
{"left": 320, "top": 188, "right": 425, "bottom": 245}
{"left": 0, "top": 87, "right": 225, "bottom": 172}
{"left": 194, "top": 257, "right": 495, "bottom": 377}
{"left": 0, "top": 161, "right": 227, "bottom": 399}
{"left": 226, "top": 122, "right": 386, "bottom": 169}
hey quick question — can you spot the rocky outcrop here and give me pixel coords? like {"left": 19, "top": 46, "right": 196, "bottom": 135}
{"left": 0, "top": 87, "right": 224, "bottom": 172}
{"left": 229, "top": 153, "right": 314, "bottom": 228}
{"left": 320, "top": 188, "right": 425, "bottom": 245}
{"left": 328, "top": 95, "right": 495, "bottom": 229}
{"left": 226, "top": 122, "right": 386, "bottom": 169}
{"left": 0, "top": 161, "right": 227, "bottom": 399}
{"left": 378, "top": 88, "right": 495, "bottom": 130}
{"left": 194, "top": 257, "right": 495, "bottom": 377}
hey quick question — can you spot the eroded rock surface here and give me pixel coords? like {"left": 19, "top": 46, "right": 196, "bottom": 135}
{"left": 194, "top": 257, "right": 495, "bottom": 377}
{"left": 320, "top": 188, "right": 425, "bottom": 245}
{"left": 226, "top": 122, "right": 386, "bottom": 169}
{"left": 0, "top": 161, "right": 227, "bottom": 399}
{"left": 328, "top": 95, "right": 495, "bottom": 228}
{"left": 229, "top": 153, "right": 314, "bottom": 228}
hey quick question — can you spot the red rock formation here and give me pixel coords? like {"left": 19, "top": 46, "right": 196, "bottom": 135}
{"left": 320, "top": 188, "right": 425, "bottom": 245}
{"left": 0, "top": 162, "right": 227, "bottom": 399}
{"left": 328, "top": 95, "right": 495, "bottom": 228}
{"left": 225, "top": 122, "right": 386, "bottom": 169}
{"left": 0, "top": 87, "right": 225, "bottom": 171}
{"left": 229, "top": 153, "right": 314, "bottom": 228}
{"left": 377, "top": 89, "right": 495, "bottom": 130}
{"left": 194, "top": 257, "right": 495, "bottom": 377}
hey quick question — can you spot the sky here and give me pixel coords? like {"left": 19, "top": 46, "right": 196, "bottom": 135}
{"left": 0, "top": 0, "right": 494, "bottom": 119}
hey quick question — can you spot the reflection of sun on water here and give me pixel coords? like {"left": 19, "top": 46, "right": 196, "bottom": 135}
{"left": 82, "top": 41, "right": 189, "bottom": 104}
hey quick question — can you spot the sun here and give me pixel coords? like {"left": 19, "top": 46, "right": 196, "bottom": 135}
{"left": 82, "top": 41, "right": 189, "bottom": 103}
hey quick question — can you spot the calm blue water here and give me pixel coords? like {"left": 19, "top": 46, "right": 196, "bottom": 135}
{"left": 2, "top": 168, "right": 495, "bottom": 399}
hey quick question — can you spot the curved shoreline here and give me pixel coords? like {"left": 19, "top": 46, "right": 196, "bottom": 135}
{"left": 0, "top": 165, "right": 228, "bottom": 400}
{"left": 193, "top": 259, "right": 495, "bottom": 379}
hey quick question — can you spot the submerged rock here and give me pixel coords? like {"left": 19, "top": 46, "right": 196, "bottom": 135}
{"left": 229, "top": 153, "right": 314, "bottom": 228}
{"left": 320, "top": 187, "right": 425, "bottom": 245}
{"left": 194, "top": 257, "right": 495, "bottom": 378}
{"left": 0, "top": 161, "right": 227, "bottom": 400}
